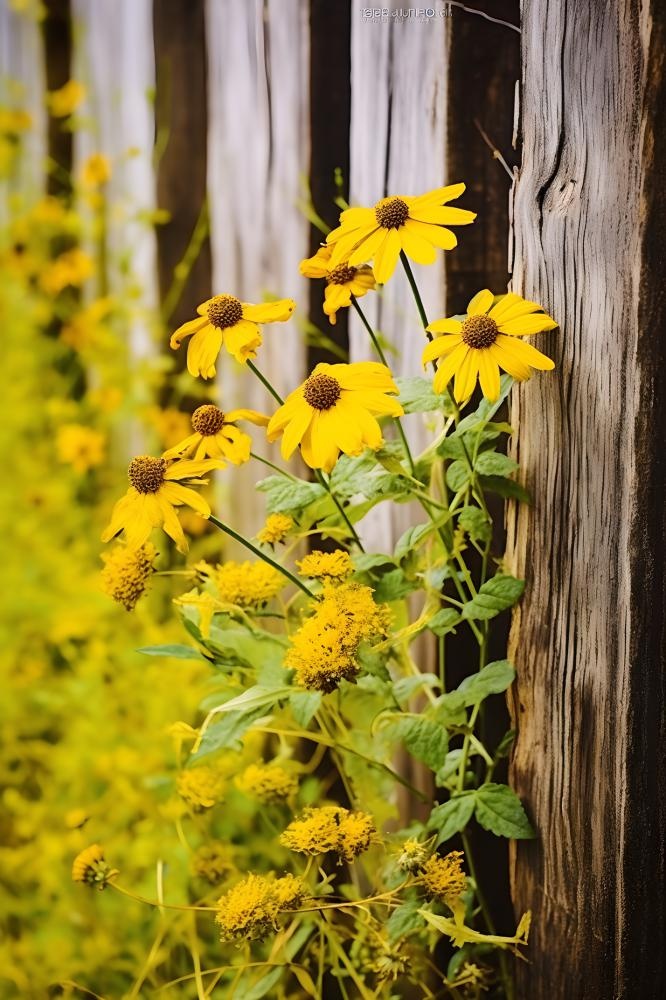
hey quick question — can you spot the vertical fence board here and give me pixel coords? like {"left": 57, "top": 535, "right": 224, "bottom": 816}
{"left": 506, "top": 1, "right": 666, "bottom": 995}
{"left": 205, "top": 0, "right": 309, "bottom": 542}
{"left": 348, "top": 6, "right": 449, "bottom": 549}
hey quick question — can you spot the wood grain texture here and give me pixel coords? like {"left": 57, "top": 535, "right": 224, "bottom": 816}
{"left": 205, "top": 0, "right": 309, "bottom": 543}
{"left": 348, "top": 3, "right": 449, "bottom": 551}
{"left": 506, "top": 1, "right": 666, "bottom": 995}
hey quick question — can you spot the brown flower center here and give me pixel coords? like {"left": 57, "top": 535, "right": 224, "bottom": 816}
{"left": 128, "top": 455, "right": 166, "bottom": 493}
{"left": 207, "top": 294, "right": 243, "bottom": 329}
{"left": 191, "top": 404, "right": 226, "bottom": 435}
{"left": 461, "top": 314, "right": 498, "bottom": 349}
{"left": 374, "top": 196, "right": 409, "bottom": 229}
{"left": 303, "top": 372, "right": 342, "bottom": 411}
{"left": 327, "top": 263, "right": 357, "bottom": 285}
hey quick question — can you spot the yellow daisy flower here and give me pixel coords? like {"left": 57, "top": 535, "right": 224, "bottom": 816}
{"left": 162, "top": 403, "right": 268, "bottom": 464}
{"left": 326, "top": 183, "right": 475, "bottom": 284}
{"left": 299, "top": 244, "right": 375, "bottom": 325}
{"left": 170, "top": 293, "right": 296, "bottom": 378}
{"left": 423, "top": 289, "right": 557, "bottom": 402}
{"left": 101, "top": 455, "right": 223, "bottom": 553}
{"left": 256, "top": 512, "right": 294, "bottom": 545}
{"left": 266, "top": 361, "right": 403, "bottom": 473}
{"left": 47, "top": 79, "right": 86, "bottom": 118}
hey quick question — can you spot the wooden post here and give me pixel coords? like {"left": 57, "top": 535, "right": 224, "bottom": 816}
{"left": 507, "top": 2, "right": 666, "bottom": 995}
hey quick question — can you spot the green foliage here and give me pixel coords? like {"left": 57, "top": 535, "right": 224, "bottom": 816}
{"left": 461, "top": 574, "right": 525, "bottom": 621}
{"left": 474, "top": 783, "right": 536, "bottom": 839}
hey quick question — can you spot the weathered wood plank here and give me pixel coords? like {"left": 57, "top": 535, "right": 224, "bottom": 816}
{"left": 506, "top": 1, "right": 666, "bottom": 995}
{"left": 205, "top": 0, "right": 309, "bottom": 542}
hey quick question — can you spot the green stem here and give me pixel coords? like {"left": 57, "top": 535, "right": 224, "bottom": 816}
{"left": 247, "top": 360, "right": 284, "bottom": 405}
{"left": 400, "top": 251, "right": 430, "bottom": 331}
{"left": 314, "top": 469, "right": 365, "bottom": 551}
{"left": 351, "top": 296, "right": 415, "bottom": 474}
{"left": 208, "top": 515, "right": 313, "bottom": 598}
{"left": 250, "top": 450, "right": 300, "bottom": 481}
{"left": 460, "top": 831, "right": 514, "bottom": 1000}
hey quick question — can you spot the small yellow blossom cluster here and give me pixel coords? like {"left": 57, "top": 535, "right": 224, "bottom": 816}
{"left": 81, "top": 152, "right": 111, "bottom": 187}
{"left": 198, "top": 559, "right": 284, "bottom": 608}
{"left": 39, "top": 248, "right": 93, "bottom": 295}
{"left": 71, "top": 844, "right": 118, "bottom": 889}
{"left": 421, "top": 850, "right": 467, "bottom": 908}
{"left": 397, "top": 838, "right": 433, "bottom": 875}
{"left": 296, "top": 549, "right": 353, "bottom": 580}
{"left": 256, "top": 512, "right": 294, "bottom": 545}
{"left": 280, "top": 806, "right": 377, "bottom": 863}
{"left": 177, "top": 764, "right": 227, "bottom": 811}
{"left": 56, "top": 423, "right": 106, "bottom": 473}
{"left": 285, "top": 581, "right": 390, "bottom": 692}
{"left": 215, "top": 873, "right": 304, "bottom": 942}
{"left": 101, "top": 543, "right": 157, "bottom": 611}
{"left": 47, "top": 79, "right": 86, "bottom": 117}
{"left": 237, "top": 763, "right": 298, "bottom": 804}
{"left": 190, "top": 842, "right": 235, "bottom": 884}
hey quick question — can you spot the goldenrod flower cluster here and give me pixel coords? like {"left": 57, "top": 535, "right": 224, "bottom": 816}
{"left": 280, "top": 806, "right": 377, "bottom": 862}
{"left": 177, "top": 764, "right": 227, "bottom": 810}
{"left": 215, "top": 873, "right": 304, "bottom": 942}
{"left": 190, "top": 842, "right": 235, "bottom": 884}
{"left": 56, "top": 423, "right": 106, "bottom": 473}
{"left": 237, "top": 763, "right": 298, "bottom": 804}
{"left": 100, "top": 543, "right": 157, "bottom": 611}
{"left": 209, "top": 559, "right": 284, "bottom": 607}
{"left": 285, "top": 581, "right": 389, "bottom": 692}
{"left": 421, "top": 850, "right": 467, "bottom": 907}
{"left": 296, "top": 549, "right": 353, "bottom": 580}
{"left": 256, "top": 512, "right": 294, "bottom": 545}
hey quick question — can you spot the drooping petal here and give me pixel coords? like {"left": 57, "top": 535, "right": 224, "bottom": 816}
{"left": 324, "top": 399, "right": 366, "bottom": 455}
{"left": 489, "top": 293, "right": 543, "bottom": 323}
{"left": 240, "top": 299, "right": 295, "bottom": 324}
{"left": 157, "top": 495, "right": 188, "bottom": 553}
{"left": 164, "top": 458, "right": 222, "bottom": 480}
{"left": 344, "top": 388, "right": 404, "bottom": 417}
{"left": 329, "top": 225, "right": 380, "bottom": 264}
{"left": 223, "top": 319, "right": 262, "bottom": 363}
{"left": 333, "top": 361, "right": 398, "bottom": 392}
{"left": 467, "top": 289, "right": 494, "bottom": 316}
{"left": 101, "top": 491, "right": 138, "bottom": 543}
{"left": 476, "top": 349, "right": 501, "bottom": 401}
{"left": 398, "top": 225, "right": 438, "bottom": 266}
{"left": 162, "top": 433, "right": 201, "bottom": 460}
{"left": 279, "top": 402, "right": 314, "bottom": 460}
{"left": 338, "top": 206, "right": 376, "bottom": 227}
{"left": 488, "top": 340, "right": 531, "bottom": 381}
{"left": 300, "top": 412, "right": 340, "bottom": 472}
{"left": 161, "top": 481, "right": 212, "bottom": 517}
{"left": 410, "top": 205, "right": 477, "bottom": 227}
{"left": 372, "top": 229, "right": 402, "bottom": 283}
{"left": 498, "top": 335, "right": 555, "bottom": 370}
{"left": 122, "top": 494, "right": 161, "bottom": 549}
{"left": 170, "top": 315, "right": 208, "bottom": 349}
{"left": 217, "top": 425, "right": 252, "bottom": 463}
{"left": 323, "top": 284, "right": 353, "bottom": 315}
{"left": 224, "top": 408, "right": 270, "bottom": 426}
{"left": 498, "top": 314, "right": 558, "bottom": 337}
{"left": 345, "top": 401, "right": 384, "bottom": 451}
{"left": 404, "top": 218, "right": 458, "bottom": 250}
{"left": 453, "top": 349, "right": 479, "bottom": 402}
{"left": 187, "top": 326, "right": 223, "bottom": 379}
{"left": 432, "top": 342, "right": 469, "bottom": 394}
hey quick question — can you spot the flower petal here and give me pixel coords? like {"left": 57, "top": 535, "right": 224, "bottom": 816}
{"left": 223, "top": 319, "right": 262, "bottom": 363}
{"left": 467, "top": 289, "right": 494, "bottom": 316}
{"left": 225, "top": 408, "right": 269, "bottom": 426}
{"left": 398, "top": 224, "right": 438, "bottom": 266}
{"left": 432, "top": 342, "right": 469, "bottom": 394}
{"left": 453, "top": 348, "right": 479, "bottom": 402}
{"left": 409, "top": 183, "right": 467, "bottom": 209}
{"left": 498, "top": 314, "right": 558, "bottom": 337}
{"left": 372, "top": 229, "right": 402, "bottom": 283}
{"left": 170, "top": 315, "right": 208, "bottom": 349}
{"left": 476, "top": 349, "right": 501, "bottom": 401}
{"left": 187, "top": 326, "right": 223, "bottom": 379}
{"left": 498, "top": 335, "right": 555, "bottom": 370}
{"left": 410, "top": 206, "right": 476, "bottom": 226}
{"left": 161, "top": 481, "right": 212, "bottom": 517}
{"left": 422, "top": 334, "right": 463, "bottom": 366}
{"left": 403, "top": 218, "right": 458, "bottom": 250}
{"left": 279, "top": 403, "right": 314, "bottom": 460}
{"left": 426, "top": 318, "right": 463, "bottom": 335}
{"left": 489, "top": 293, "right": 543, "bottom": 323}
{"left": 241, "top": 299, "right": 295, "bottom": 323}
{"left": 163, "top": 433, "right": 201, "bottom": 460}
{"left": 488, "top": 340, "right": 531, "bottom": 380}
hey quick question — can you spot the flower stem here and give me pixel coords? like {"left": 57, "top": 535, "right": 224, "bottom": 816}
{"left": 400, "top": 251, "right": 430, "bottom": 332}
{"left": 314, "top": 469, "right": 365, "bottom": 551}
{"left": 208, "top": 514, "right": 314, "bottom": 598}
{"left": 351, "top": 296, "right": 416, "bottom": 475}
{"left": 247, "top": 360, "right": 284, "bottom": 405}
{"left": 250, "top": 450, "right": 301, "bottom": 481}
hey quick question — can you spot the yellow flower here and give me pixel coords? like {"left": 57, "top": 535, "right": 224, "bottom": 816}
{"left": 280, "top": 805, "right": 377, "bottom": 862}
{"left": 71, "top": 844, "right": 118, "bottom": 889}
{"left": 101, "top": 455, "right": 223, "bottom": 554}
{"left": 215, "top": 873, "right": 304, "bottom": 942}
{"left": 47, "top": 80, "right": 86, "bottom": 117}
{"left": 423, "top": 289, "right": 557, "bottom": 402}
{"left": 421, "top": 850, "right": 467, "bottom": 907}
{"left": 39, "top": 247, "right": 94, "bottom": 295}
{"left": 100, "top": 543, "right": 157, "bottom": 611}
{"left": 285, "top": 581, "right": 389, "bottom": 692}
{"left": 202, "top": 559, "right": 284, "bottom": 607}
{"left": 81, "top": 152, "right": 111, "bottom": 187}
{"left": 162, "top": 403, "right": 268, "bottom": 464}
{"left": 56, "top": 423, "right": 105, "bottom": 473}
{"left": 397, "top": 838, "right": 432, "bottom": 874}
{"left": 170, "top": 294, "right": 296, "bottom": 377}
{"left": 326, "top": 183, "right": 475, "bottom": 284}
{"left": 296, "top": 549, "right": 353, "bottom": 581}
{"left": 300, "top": 244, "right": 375, "bottom": 325}
{"left": 256, "top": 513, "right": 294, "bottom": 545}
{"left": 267, "top": 361, "right": 403, "bottom": 473}
{"left": 177, "top": 764, "right": 226, "bottom": 810}
{"left": 191, "top": 842, "right": 235, "bottom": 884}
{"left": 0, "top": 107, "right": 32, "bottom": 135}
{"left": 237, "top": 763, "right": 298, "bottom": 804}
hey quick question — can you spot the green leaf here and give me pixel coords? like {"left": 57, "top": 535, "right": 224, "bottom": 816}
{"left": 457, "top": 660, "right": 516, "bottom": 706}
{"left": 474, "top": 783, "right": 536, "bottom": 839}
{"left": 289, "top": 690, "right": 322, "bottom": 727}
{"left": 461, "top": 574, "right": 525, "bottom": 621}
{"left": 399, "top": 717, "right": 448, "bottom": 770}
{"left": 206, "top": 623, "right": 286, "bottom": 673}
{"left": 494, "top": 728, "right": 516, "bottom": 760}
{"left": 428, "top": 608, "right": 461, "bottom": 636}
{"left": 386, "top": 898, "right": 426, "bottom": 942}
{"left": 474, "top": 451, "right": 518, "bottom": 477}
{"left": 457, "top": 505, "right": 491, "bottom": 543}
{"left": 372, "top": 567, "right": 417, "bottom": 601}
{"left": 479, "top": 474, "right": 530, "bottom": 504}
{"left": 392, "top": 674, "right": 440, "bottom": 707}
{"left": 239, "top": 966, "right": 285, "bottom": 1000}
{"left": 257, "top": 475, "right": 325, "bottom": 514}
{"left": 353, "top": 553, "right": 395, "bottom": 574}
{"left": 427, "top": 793, "right": 476, "bottom": 845}
{"left": 395, "top": 375, "right": 452, "bottom": 414}
{"left": 137, "top": 643, "right": 205, "bottom": 661}
{"left": 393, "top": 522, "right": 435, "bottom": 562}
{"left": 192, "top": 707, "right": 267, "bottom": 759}
{"left": 209, "top": 684, "right": 292, "bottom": 715}
{"left": 446, "top": 460, "right": 470, "bottom": 492}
